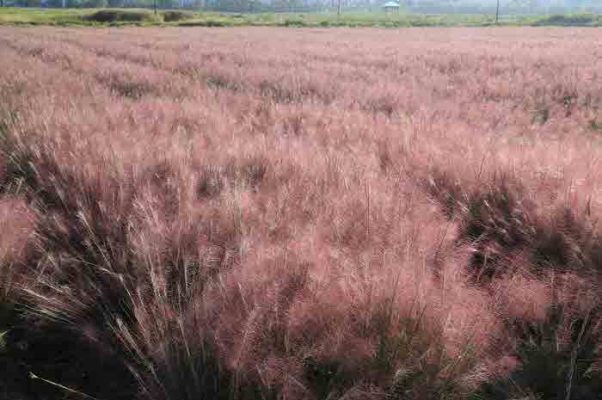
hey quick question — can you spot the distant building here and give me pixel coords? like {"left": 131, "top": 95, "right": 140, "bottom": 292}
{"left": 382, "top": 0, "right": 399, "bottom": 12}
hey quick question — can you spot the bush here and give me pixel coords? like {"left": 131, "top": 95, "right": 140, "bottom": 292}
{"left": 282, "top": 18, "right": 306, "bottom": 27}
{"left": 162, "top": 10, "right": 195, "bottom": 22}
{"left": 84, "top": 9, "right": 159, "bottom": 23}
{"left": 533, "top": 14, "right": 599, "bottom": 27}
{"left": 178, "top": 19, "right": 227, "bottom": 27}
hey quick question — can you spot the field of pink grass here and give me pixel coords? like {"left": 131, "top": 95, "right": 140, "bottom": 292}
{"left": 0, "top": 26, "right": 601, "bottom": 400}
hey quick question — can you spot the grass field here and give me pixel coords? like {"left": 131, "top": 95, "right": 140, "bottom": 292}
{"left": 0, "top": 26, "right": 602, "bottom": 400}
{"left": 1, "top": 7, "right": 602, "bottom": 27}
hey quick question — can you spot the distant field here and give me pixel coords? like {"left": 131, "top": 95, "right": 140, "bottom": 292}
{"left": 1, "top": 7, "right": 602, "bottom": 27}
{"left": 0, "top": 26, "right": 602, "bottom": 400}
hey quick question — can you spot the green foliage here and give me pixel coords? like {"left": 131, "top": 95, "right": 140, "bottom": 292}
{"left": 303, "top": 357, "right": 351, "bottom": 399}
{"left": 0, "top": 7, "right": 97, "bottom": 25}
{"left": 178, "top": 18, "right": 228, "bottom": 26}
{"left": 0, "top": 330, "right": 6, "bottom": 354}
{"left": 475, "top": 308, "right": 602, "bottom": 400}
{"left": 0, "top": 302, "right": 15, "bottom": 335}
{"left": 282, "top": 17, "right": 306, "bottom": 26}
{"left": 161, "top": 9, "right": 195, "bottom": 22}
{"left": 533, "top": 13, "right": 602, "bottom": 26}
{"left": 84, "top": 9, "right": 160, "bottom": 23}
{"left": 3, "top": 8, "right": 600, "bottom": 28}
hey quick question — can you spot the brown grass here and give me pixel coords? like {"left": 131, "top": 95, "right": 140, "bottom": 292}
{"left": 0, "top": 26, "right": 601, "bottom": 400}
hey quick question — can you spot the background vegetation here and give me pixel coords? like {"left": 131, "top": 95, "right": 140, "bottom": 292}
{"left": 0, "top": 6, "right": 602, "bottom": 26}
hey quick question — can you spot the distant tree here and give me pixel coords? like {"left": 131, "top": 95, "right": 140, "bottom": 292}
{"left": 509, "top": 0, "right": 541, "bottom": 12}
{"left": 272, "top": 0, "right": 303, "bottom": 11}
{"left": 213, "top": 0, "right": 249, "bottom": 11}
{"left": 46, "top": 0, "right": 108, "bottom": 8}
{"left": 21, "top": 0, "right": 42, "bottom": 6}
{"left": 80, "top": 0, "right": 108, "bottom": 7}
{"left": 156, "top": 0, "right": 180, "bottom": 9}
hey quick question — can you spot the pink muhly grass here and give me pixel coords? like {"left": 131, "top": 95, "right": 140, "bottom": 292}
{"left": 0, "top": 25, "right": 600, "bottom": 400}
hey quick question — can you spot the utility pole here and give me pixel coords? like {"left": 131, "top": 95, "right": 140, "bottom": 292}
{"left": 337, "top": 0, "right": 341, "bottom": 17}
{"left": 154, "top": 0, "right": 157, "bottom": 14}
{"left": 495, "top": 0, "right": 500, "bottom": 24}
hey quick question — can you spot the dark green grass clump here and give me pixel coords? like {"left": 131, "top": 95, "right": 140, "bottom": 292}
{"left": 84, "top": 9, "right": 160, "bottom": 23}
{"left": 161, "top": 10, "right": 195, "bottom": 22}
{"left": 533, "top": 13, "right": 602, "bottom": 27}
